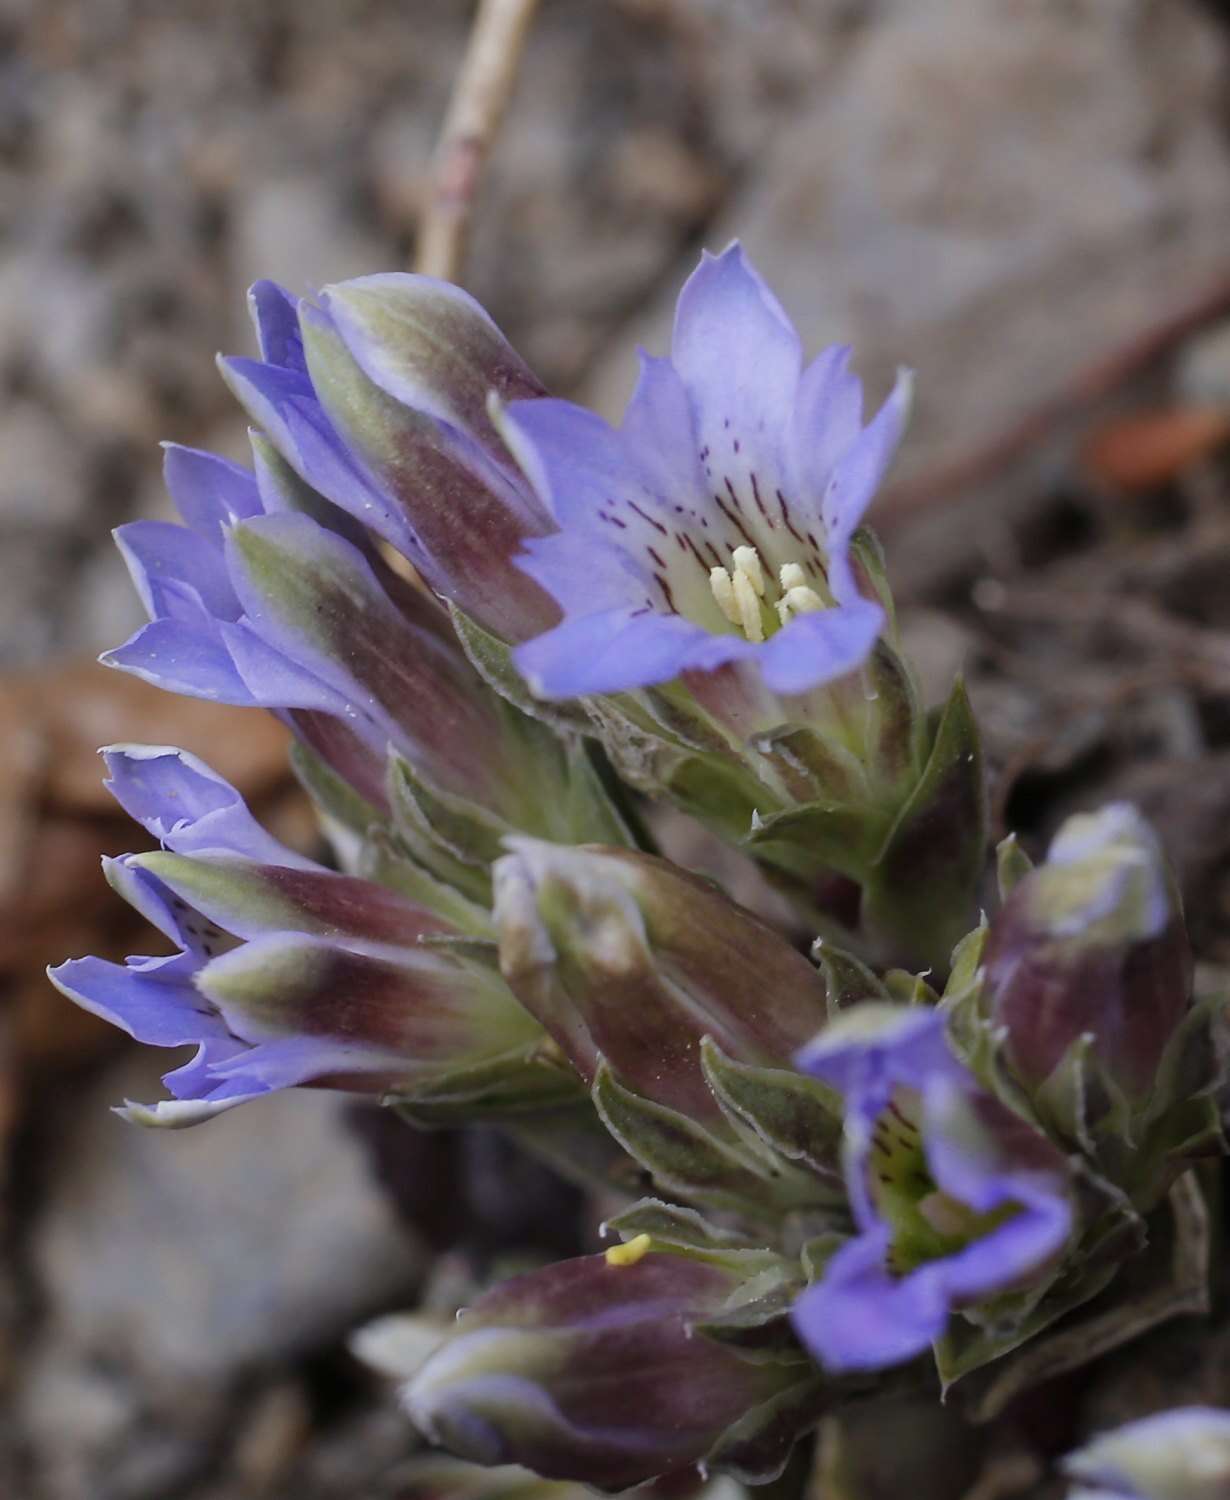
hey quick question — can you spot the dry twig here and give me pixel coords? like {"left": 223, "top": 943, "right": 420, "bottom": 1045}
{"left": 416, "top": 0, "right": 541, "bottom": 282}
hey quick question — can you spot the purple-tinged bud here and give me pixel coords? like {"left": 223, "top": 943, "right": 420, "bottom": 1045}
{"left": 1063, "top": 1407, "right": 1230, "bottom": 1499}
{"left": 492, "top": 839, "right": 831, "bottom": 1121}
{"left": 406, "top": 1252, "right": 808, "bottom": 1491}
{"left": 981, "top": 804, "right": 1192, "bottom": 1101}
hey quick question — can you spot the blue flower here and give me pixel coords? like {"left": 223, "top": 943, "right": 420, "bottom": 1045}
{"left": 790, "top": 1006, "right": 1072, "bottom": 1371}
{"left": 48, "top": 747, "right": 551, "bottom": 1126}
{"left": 502, "top": 243, "right": 912, "bottom": 700}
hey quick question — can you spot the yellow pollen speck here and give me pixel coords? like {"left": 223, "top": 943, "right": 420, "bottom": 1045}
{"left": 605, "top": 1233, "right": 653, "bottom": 1267}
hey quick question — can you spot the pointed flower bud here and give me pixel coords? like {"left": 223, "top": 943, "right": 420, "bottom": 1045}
{"left": 219, "top": 274, "right": 556, "bottom": 642}
{"left": 48, "top": 748, "right": 571, "bottom": 1126}
{"left": 406, "top": 1251, "right": 807, "bottom": 1491}
{"left": 492, "top": 838, "right": 831, "bottom": 1121}
{"left": 981, "top": 803, "right": 1192, "bottom": 1102}
{"left": 1063, "top": 1408, "right": 1230, "bottom": 1500}
{"left": 791, "top": 1007, "right": 1073, "bottom": 1372}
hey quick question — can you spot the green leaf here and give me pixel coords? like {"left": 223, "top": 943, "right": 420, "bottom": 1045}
{"left": 592, "top": 1063, "right": 806, "bottom": 1221}
{"left": 447, "top": 602, "right": 591, "bottom": 735}
{"left": 862, "top": 676, "right": 987, "bottom": 973}
{"left": 700, "top": 1038, "right": 845, "bottom": 1193}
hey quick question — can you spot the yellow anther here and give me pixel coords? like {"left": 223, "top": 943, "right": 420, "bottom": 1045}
{"left": 733, "top": 568, "right": 765, "bottom": 642}
{"left": 712, "top": 548, "right": 826, "bottom": 639}
{"left": 732, "top": 546, "right": 766, "bottom": 597}
{"left": 709, "top": 567, "right": 740, "bottom": 626}
{"left": 605, "top": 1232, "right": 653, "bottom": 1268}
{"left": 783, "top": 585, "right": 824, "bottom": 615}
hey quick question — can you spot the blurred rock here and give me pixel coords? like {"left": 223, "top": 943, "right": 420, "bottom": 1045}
{"left": 582, "top": 0, "right": 1230, "bottom": 599}
{"left": 30, "top": 1053, "right": 425, "bottom": 1385}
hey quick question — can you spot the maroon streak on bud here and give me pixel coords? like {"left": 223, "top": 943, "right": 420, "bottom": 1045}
{"left": 493, "top": 839, "right": 832, "bottom": 1121}
{"left": 981, "top": 804, "right": 1192, "bottom": 1098}
{"left": 406, "top": 1252, "right": 798, "bottom": 1491}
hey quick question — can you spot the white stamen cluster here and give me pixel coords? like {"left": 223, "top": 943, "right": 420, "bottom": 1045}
{"left": 709, "top": 546, "right": 824, "bottom": 642}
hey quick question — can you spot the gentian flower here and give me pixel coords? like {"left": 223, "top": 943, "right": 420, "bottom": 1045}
{"left": 407, "top": 1249, "right": 811, "bottom": 1491}
{"left": 1062, "top": 1407, "right": 1230, "bottom": 1500}
{"left": 501, "top": 243, "right": 912, "bottom": 700}
{"left": 48, "top": 747, "right": 569, "bottom": 1126}
{"left": 791, "top": 1006, "right": 1072, "bottom": 1371}
{"left": 102, "top": 442, "right": 630, "bottom": 862}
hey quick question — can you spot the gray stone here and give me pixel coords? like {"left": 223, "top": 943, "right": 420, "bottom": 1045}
{"left": 31, "top": 1051, "right": 425, "bottom": 1385}
{"left": 580, "top": 0, "right": 1230, "bottom": 597}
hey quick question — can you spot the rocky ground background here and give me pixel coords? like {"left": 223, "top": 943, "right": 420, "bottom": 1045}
{"left": 7, "top": 0, "right": 1230, "bottom": 1495}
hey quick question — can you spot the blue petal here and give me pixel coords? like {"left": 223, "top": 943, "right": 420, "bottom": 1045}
{"left": 821, "top": 368, "right": 913, "bottom": 549}
{"left": 102, "top": 618, "right": 257, "bottom": 703}
{"left": 791, "top": 1228, "right": 949, "bottom": 1372}
{"left": 671, "top": 243, "right": 802, "bottom": 509}
{"left": 115, "top": 520, "right": 240, "bottom": 622}
{"left": 513, "top": 608, "right": 719, "bottom": 698}
{"left": 101, "top": 745, "right": 317, "bottom": 867}
{"left": 618, "top": 352, "right": 703, "bottom": 511}
{"left": 796, "top": 1006, "right": 957, "bottom": 1101}
{"left": 786, "top": 345, "right": 863, "bottom": 503}
{"left": 48, "top": 952, "right": 227, "bottom": 1048}
{"left": 247, "top": 280, "right": 308, "bottom": 373}
{"left": 163, "top": 444, "right": 262, "bottom": 540}
{"left": 757, "top": 599, "right": 884, "bottom": 696}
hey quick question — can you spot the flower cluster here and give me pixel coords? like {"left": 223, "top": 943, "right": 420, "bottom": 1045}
{"left": 53, "top": 246, "right": 1227, "bottom": 1490}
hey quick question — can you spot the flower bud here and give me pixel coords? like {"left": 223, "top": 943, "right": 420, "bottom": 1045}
{"left": 493, "top": 839, "right": 831, "bottom": 1121}
{"left": 406, "top": 1252, "right": 804, "bottom": 1491}
{"left": 981, "top": 804, "right": 1192, "bottom": 1101}
{"left": 1063, "top": 1407, "right": 1230, "bottom": 1500}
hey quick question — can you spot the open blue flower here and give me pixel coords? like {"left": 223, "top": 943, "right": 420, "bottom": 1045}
{"left": 48, "top": 747, "right": 549, "bottom": 1126}
{"left": 790, "top": 1007, "right": 1072, "bottom": 1371}
{"left": 503, "top": 243, "right": 912, "bottom": 700}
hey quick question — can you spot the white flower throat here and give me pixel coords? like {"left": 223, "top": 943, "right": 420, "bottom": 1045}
{"left": 708, "top": 545, "right": 826, "bottom": 642}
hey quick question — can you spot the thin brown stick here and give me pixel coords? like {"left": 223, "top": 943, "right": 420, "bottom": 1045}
{"left": 416, "top": 0, "right": 541, "bottom": 283}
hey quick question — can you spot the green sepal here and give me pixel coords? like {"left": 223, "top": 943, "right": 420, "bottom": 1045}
{"left": 693, "top": 1264, "right": 810, "bottom": 1365}
{"left": 359, "top": 829, "right": 494, "bottom": 937}
{"left": 881, "top": 968, "right": 941, "bottom": 1006}
{"left": 703, "top": 1373, "right": 829, "bottom": 1485}
{"left": 446, "top": 601, "right": 591, "bottom": 735}
{"left": 699, "top": 1037, "right": 845, "bottom": 1193}
{"left": 936, "top": 1170, "right": 1210, "bottom": 1417}
{"left": 602, "top": 1198, "right": 780, "bottom": 1270}
{"left": 744, "top": 802, "right": 887, "bottom": 886}
{"left": 944, "top": 915, "right": 989, "bottom": 1000}
{"left": 750, "top": 723, "right": 870, "bottom": 807}
{"left": 810, "top": 942, "right": 890, "bottom": 1016}
{"left": 995, "top": 833, "right": 1034, "bottom": 902}
{"left": 800, "top": 1233, "right": 846, "bottom": 1283}
{"left": 592, "top": 1062, "right": 815, "bottom": 1222}
{"left": 861, "top": 676, "right": 987, "bottom": 974}
{"left": 390, "top": 749, "right": 508, "bottom": 869}
{"left": 387, "top": 1042, "right": 584, "bottom": 1125}
{"left": 289, "top": 738, "right": 383, "bottom": 872}
{"left": 387, "top": 752, "right": 494, "bottom": 905}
